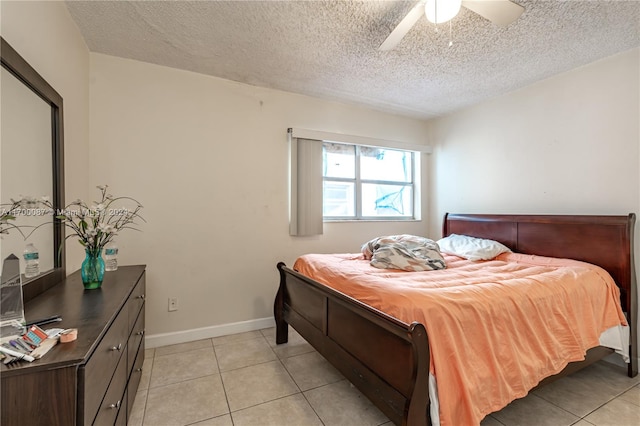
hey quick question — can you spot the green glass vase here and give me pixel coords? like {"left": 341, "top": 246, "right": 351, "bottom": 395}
{"left": 81, "top": 249, "right": 105, "bottom": 290}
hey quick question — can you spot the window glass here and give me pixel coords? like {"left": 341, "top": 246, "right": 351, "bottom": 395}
{"left": 362, "top": 183, "right": 412, "bottom": 217}
{"left": 360, "top": 148, "right": 411, "bottom": 183}
{"left": 323, "top": 143, "right": 355, "bottom": 179}
{"left": 322, "top": 141, "right": 417, "bottom": 220}
{"left": 323, "top": 181, "right": 354, "bottom": 216}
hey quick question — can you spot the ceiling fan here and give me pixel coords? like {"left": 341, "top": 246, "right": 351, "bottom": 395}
{"left": 379, "top": 0, "right": 525, "bottom": 51}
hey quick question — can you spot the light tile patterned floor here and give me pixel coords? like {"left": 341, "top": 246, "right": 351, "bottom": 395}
{"left": 130, "top": 328, "right": 640, "bottom": 426}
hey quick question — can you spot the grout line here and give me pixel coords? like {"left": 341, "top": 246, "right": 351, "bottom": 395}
{"left": 183, "top": 413, "right": 230, "bottom": 426}
{"left": 571, "top": 419, "right": 596, "bottom": 426}
{"left": 211, "top": 340, "right": 234, "bottom": 425}
{"left": 219, "top": 357, "right": 282, "bottom": 374}
{"left": 488, "top": 414, "right": 508, "bottom": 425}
{"left": 217, "top": 333, "right": 300, "bottom": 416}
{"left": 140, "top": 354, "right": 153, "bottom": 426}
{"left": 269, "top": 329, "right": 327, "bottom": 425}
{"left": 146, "top": 372, "right": 221, "bottom": 390}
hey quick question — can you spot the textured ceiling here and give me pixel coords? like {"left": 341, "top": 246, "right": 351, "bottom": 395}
{"left": 65, "top": 0, "right": 640, "bottom": 119}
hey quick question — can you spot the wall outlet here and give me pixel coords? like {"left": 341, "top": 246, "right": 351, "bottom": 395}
{"left": 168, "top": 297, "right": 178, "bottom": 312}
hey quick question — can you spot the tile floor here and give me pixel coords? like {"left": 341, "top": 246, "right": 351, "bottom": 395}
{"left": 130, "top": 328, "right": 640, "bottom": 426}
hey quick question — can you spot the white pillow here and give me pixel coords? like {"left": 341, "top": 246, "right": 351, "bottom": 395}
{"left": 436, "top": 234, "right": 511, "bottom": 261}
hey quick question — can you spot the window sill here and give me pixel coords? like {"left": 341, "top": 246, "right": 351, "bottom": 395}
{"left": 324, "top": 218, "right": 422, "bottom": 223}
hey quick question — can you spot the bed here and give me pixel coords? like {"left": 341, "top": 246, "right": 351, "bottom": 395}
{"left": 273, "top": 213, "right": 638, "bottom": 426}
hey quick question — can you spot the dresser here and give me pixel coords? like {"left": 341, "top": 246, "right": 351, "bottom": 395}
{"left": 1, "top": 265, "right": 146, "bottom": 426}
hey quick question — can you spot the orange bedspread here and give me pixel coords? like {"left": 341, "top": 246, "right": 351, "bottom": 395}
{"left": 293, "top": 252, "right": 628, "bottom": 426}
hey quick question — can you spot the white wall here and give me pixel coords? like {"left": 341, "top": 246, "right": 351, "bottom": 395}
{"left": 1, "top": 0, "right": 91, "bottom": 272}
{"left": 88, "top": 53, "right": 431, "bottom": 340}
{"left": 429, "top": 48, "right": 639, "bottom": 230}
{"left": 429, "top": 47, "right": 640, "bottom": 357}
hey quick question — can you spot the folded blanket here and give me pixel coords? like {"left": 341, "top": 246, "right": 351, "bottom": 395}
{"left": 362, "top": 234, "right": 446, "bottom": 271}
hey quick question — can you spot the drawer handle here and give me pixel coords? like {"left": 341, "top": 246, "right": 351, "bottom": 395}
{"left": 137, "top": 294, "right": 145, "bottom": 300}
{"left": 136, "top": 330, "right": 145, "bottom": 337}
{"left": 135, "top": 367, "right": 143, "bottom": 373}
{"left": 109, "top": 400, "right": 121, "bottom": 409}
{"left": 110, "top": 343, "right": 122, "bottom": 352}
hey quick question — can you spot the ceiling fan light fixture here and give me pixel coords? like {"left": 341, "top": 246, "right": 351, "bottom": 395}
{"left": 425, "top": 0, "right": 462, "bottom": 24}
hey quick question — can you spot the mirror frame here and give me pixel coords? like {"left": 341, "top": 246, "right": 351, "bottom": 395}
{"left": 1, "top": 36, "right": 65, "bottom": 300}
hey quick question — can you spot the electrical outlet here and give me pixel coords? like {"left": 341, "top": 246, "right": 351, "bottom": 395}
{"left": 168, "top": 297, "right": 178, "bottom": 312}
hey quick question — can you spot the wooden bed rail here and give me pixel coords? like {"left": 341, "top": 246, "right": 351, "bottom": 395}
{"left": 275, "top": 262, "right": 431, "bottom": 425}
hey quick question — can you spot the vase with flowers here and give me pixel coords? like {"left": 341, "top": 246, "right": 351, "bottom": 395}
{"left": 54, "top": 185, "right": 144, "bottom": 289}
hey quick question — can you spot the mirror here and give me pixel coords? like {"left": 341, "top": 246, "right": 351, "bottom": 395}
{"left": 1, "top": 67, "right": 54, "bottom": 272}
{"left": 0, "top": 37, "right": 65, "bottom": 293}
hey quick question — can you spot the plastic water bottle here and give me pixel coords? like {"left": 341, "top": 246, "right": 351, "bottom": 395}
{"left": 104, "top": 242, "right": 118, "bottom": 271}
{"left": 23, "top": 243, "right": 40, "bottom": 278}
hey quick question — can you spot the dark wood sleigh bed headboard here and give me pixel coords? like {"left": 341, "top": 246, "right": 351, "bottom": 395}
{"left": 443, "top": 213, "right": 636, "bottom": 316}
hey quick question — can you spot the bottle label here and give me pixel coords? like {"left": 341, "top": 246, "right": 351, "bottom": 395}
{"left": 24, "top": 253, "right": 39, "bottom": 260}
{"left": 105, "top": 248, "right": 118, "bottom": 255}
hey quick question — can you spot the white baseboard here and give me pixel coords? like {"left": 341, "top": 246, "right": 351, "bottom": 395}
{"left": 144, "top": 317, "right": 276, "bottom": 349}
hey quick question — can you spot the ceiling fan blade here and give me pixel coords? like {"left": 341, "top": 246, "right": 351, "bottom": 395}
{"left": 461, "top": 0, "right": 524, "bottom": 27}
{"left": 379, "top": 2, "right": 425, "bottom": 51}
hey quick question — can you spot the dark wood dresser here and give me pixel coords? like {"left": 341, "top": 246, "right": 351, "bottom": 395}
{"left": 1, "top": 265, "right": 146, "bottom": 426}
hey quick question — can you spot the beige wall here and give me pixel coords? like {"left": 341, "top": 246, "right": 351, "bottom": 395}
{"left": 88, "top": 53, "right": 431, "bottom": 339}
{"left": 428, "top": 47, "right": 640, "bottom": 356}
{"left": 429, "top": 48, "right": 639, "bottom": 232}
{"left": 1, "top": 0, "right": 91, "bottom": 271}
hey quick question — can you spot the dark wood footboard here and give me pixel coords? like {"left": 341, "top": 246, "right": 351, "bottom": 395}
{"left": 275, "top": 262, "right": 431, "bottom": 426}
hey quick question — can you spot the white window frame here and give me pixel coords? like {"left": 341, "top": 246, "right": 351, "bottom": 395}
{"left": 322, "top": 142, "right": 418, "bottom": 221}
{"left": 288, "top": 128, "right": 431, "bottom": 235}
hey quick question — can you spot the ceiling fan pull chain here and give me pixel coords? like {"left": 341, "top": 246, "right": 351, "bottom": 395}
{"left": 434, "top": 0, "right": 438, "bottom": 32}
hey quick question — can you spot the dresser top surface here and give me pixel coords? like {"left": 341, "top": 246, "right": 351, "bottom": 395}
{"left": 1, "top": 265, "right": 146, "bottom": 376}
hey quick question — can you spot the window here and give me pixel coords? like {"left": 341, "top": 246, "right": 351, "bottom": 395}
{"left": 288, "top": 128, "right": 429, "bottom": 236}
{"left": 322, "top": 142, "right": 418, "bottom": 220}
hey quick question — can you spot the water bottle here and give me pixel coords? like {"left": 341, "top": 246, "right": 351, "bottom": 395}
{"left": 104, "top": 242, "right": 118, "bottom": 271}
{"left": 23, "top": 243, "right": 40, "bottom": 278}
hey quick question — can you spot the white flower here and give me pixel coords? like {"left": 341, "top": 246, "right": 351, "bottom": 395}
{"left": 97, "top": 223, "right": 115, "bottom": 234}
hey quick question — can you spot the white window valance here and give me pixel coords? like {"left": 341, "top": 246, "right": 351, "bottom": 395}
{"left": 289, "top": 128, "right": 432, "bottom": 154}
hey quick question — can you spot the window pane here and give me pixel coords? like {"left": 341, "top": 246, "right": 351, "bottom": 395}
{"left": 323, "top": 181, "right": 354, "bottom": 216}
{"left": 361, "top": 148, "right": 411, "bottom": 183}
{"left": 323, "top": 143, "right": 355, "bottom": 178}
{"left": 362, "top": 183, "right": 412, "bottom": 217}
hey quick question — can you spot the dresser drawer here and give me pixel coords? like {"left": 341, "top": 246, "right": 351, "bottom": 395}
{"left": 127, "top": 304, "right": 145, "bottom": 372}
{"left": 128, "top": 273, "right": 146, "bottom": 330}
{"left": 81, "top": 308, "right": 128, "bottom": 425}
{"left": 92, "top": 351, "right": 128, "bottom": 426}
{"left": 115, "top": 389, "right": 127, "bottom": 426}
{"left": 127, "top": 346, "right": 145, "bottom": 420}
